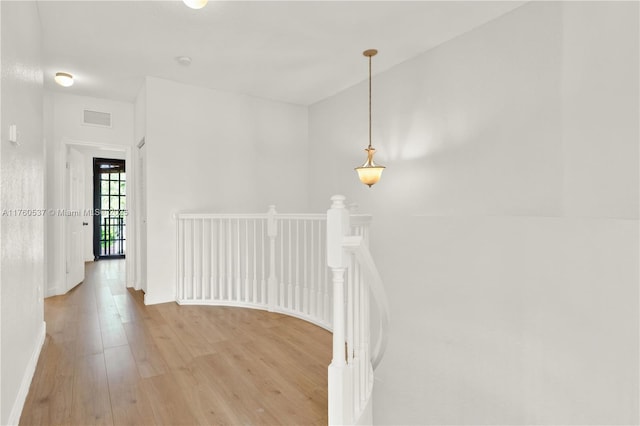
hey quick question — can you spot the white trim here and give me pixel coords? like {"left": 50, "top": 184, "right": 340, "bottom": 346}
{"left": 143, "top": 294, "right": 174, "bottom": 306}
{"left": 176, "top": 300, "right": 334, "bottom": 332}
{"left": 44, "top": 280, "right": 63, "bottom": 298}
{"left": 270, "top": 307, "right": 333, "bottom": 332}
{"left": 7, "top": 321, "right": 46, "bottom": 426}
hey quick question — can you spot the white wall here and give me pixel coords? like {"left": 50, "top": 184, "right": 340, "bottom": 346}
{"left": 143, "top": 76, "right": 309, "bottom": 304}
{"left": 44, "top": 92, "right": 134, "bottom": 296}
{"left": 561, "top": 2, "right": 639, "bottom": 219}
{"left": 0, "top": 2, "right": 46, "bottom": 424}
{"left": 309, "top": 2, "right": 638, "bottom": 424}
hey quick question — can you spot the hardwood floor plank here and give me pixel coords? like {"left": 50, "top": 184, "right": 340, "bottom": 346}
{"left": 103, "top": 346, "right": 156, "bottom": 426}
{"left": 70, "top": 353, "right": 113, "bottom": 425}
{"left": 235, "top": 338, "right": 328, "bottom": 421}
{"left": 158, "top": 304, "right": 218, "bottom": 358}
{"left": 165, "top": 359, "right": 241, "bottom": 426}
{"left": 140, "top": 371, "right": 200, "bottom": 426}
{"left": 74, "top": 312, "right": 104, "bottom": 357}
{"left": 44, "top": 298, "right": 79, "bottom": 343}
{"left": 112, "top": 293, "right": 144, "bottom": 323}
{"left": 191, "top": 353, "right": 283, "bottom": 425}
{"left": 146, "top": 322, "right": 194, "bottom": 369}
{"left": 20, "top": 336, "right": 75, "bottom": 426}
{"left": 122, "top": 321, "right": 168, "bottom": 379}
{"left": 99, "top": 317, "right": 129, "bottom": 349}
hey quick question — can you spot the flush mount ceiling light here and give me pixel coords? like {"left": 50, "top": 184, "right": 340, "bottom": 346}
{"left": 355, "top": 49, "right": 385, "bottom": 188}
{"left": 183, "top": 0, "right": 208, "bottom": 9}
{"left": 54, "top": 72, "right": 74, "bottom": 87}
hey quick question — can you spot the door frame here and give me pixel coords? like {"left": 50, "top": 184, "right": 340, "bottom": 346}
{"left": 93, "top": 157, "right": 127, "bottom": 260}
{"left": 60, "top": 138, "right": 136, "bottom": 290}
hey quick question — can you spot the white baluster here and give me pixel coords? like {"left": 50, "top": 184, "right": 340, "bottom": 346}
{"left": 252, "top": 219, "right": 257, "bottom": 305}
{"left": 267, "top": 205, "right": 277, "bottom": 311}
{"left": 280, "top": 219, "right": 284, "bottom": 308}
{"left": 310, "top": 219, "right": 316, "bottom": 318}
{"left": 287, "top": 220, "right": 292, "bottom": 310}
{"left": 219, "top": 219, "right": 224, "bottom": 300}
{"left": 317, "top": 220, "right": 322, "bottom": 320}
{"left": 201, "top": 219, "right": 206, "bottom": 300}
{"left": 235, "top": 219, "right": 241, "bottom": 301}
{"left": 357, "top": 260, "right": 364, "bottom": 410}
{"left": 209, "top": 219, "right": 217, "bottom": 301}
{"left": 244, "top": 220, "right": 249, "bottom": 303}
{"left": 177, "top": 218, "right": 183, "bottom": 301}
{"left": 303, "top": 220, "right": 308, "bottom": 315}
{"left": 227, "top": 219, "right": 232, "bottom": 300}
{"left": 295, "top": 219, "right": 300, "bottom": 313}
{"left": 261, "top": 219, "right": 266, "bottom": 305}
{"left": 347, "top": 253, "right": 354, "bottom": 363}
{"left": 191, "top": 219, "right": 196, "bottom": 300}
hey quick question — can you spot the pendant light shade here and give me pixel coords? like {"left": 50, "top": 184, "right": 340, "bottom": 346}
{"left": 356, "top": 147, "right": 384, "bottom": 187}
{"left": 355, "top": 49, "right": 385, "bottom": 187}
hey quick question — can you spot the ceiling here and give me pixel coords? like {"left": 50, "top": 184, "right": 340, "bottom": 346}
{"left": 37, "top": 1, "right": 526, "bottom": 106}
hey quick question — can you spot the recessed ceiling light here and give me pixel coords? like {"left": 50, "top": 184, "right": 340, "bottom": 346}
{"left": 54, "top": 72, "right": 74, "bottom": 87}
{"left": 176, "top": 56, "right": 192, "bottom": 66}
{"left": 183, "top": 0, "right": 208, "bottom": 9}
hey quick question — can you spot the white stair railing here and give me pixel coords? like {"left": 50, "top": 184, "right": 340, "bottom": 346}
{"left": 176, "top": 208, "right": 332, "bottom": 329}
{"left": 327, "top": 195, "right": 389, "bottom": 425}
{"left": 175, "top": 195, "right": 389, "bottom": 425}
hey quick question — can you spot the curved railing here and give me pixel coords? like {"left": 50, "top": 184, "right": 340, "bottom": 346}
{"left": 175, "top": 195, "right": 389, "bottom": 426}
{"left": 176, "top": 209, "right": 332, "bottom": 329}
{"left": 342, "top": 235, "right": 390, "bottom": 370}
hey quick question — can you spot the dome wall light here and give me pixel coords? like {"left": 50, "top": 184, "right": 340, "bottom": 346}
{"left": 54, "top": 72, "right": 74, "bottom": 87}
{"left": 355, "top": 49, "right": 385, "bottom": 188}
{"left": 183, "top": 0, "right": 208, "bottom": 9}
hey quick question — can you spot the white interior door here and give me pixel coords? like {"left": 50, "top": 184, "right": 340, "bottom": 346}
{"left": 138, "top": 143, "right": 147, "bottom": 292}
{"left": 66, "top": 147, "right": 85, "bottom": 290}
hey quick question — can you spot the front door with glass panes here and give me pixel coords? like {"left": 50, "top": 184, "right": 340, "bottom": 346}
{"left": 93, "top": 158, "right": 126, "bottom": 259}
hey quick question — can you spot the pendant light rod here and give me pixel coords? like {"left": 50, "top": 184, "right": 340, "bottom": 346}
{"left": 363, "top": 49, "right": 377, "bottom": 150}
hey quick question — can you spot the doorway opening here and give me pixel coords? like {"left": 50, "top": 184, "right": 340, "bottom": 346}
{"left": 93, "top": 157, "right": 126, "bottom": 259}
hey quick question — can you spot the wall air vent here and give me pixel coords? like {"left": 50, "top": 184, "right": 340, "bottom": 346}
{"left": 83, "top": 109, "right": 112, "bottom": 127}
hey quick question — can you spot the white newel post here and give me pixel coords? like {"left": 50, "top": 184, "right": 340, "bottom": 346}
{"left": 327, "top": 195, "right": 353, "bottom": 425}
{"left": 267, "top": 205, "right": 278, "bottom": 312}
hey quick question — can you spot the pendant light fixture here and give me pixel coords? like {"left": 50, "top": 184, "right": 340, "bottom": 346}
{"left": 355, "top": 49, "right": 385, "bottom": 188}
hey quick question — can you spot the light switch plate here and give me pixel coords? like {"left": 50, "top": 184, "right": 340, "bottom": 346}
{"left": 9, "top": 124, "right": 18, "bottom": 144}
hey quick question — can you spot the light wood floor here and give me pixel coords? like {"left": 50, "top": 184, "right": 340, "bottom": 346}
{"left": 20, "top": 259, "right": 331, "bottom": 426}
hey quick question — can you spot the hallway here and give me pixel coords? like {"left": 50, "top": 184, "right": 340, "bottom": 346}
{"left": 20, "top": 260, "right": 331, "bottom": 425}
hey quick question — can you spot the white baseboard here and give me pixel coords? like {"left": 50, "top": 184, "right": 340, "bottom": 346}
{"left": 7, "top": 321, "right": 46, "bottom": 426}
{"left": 143, "top": 293, "right": 174, "bottom": 305}
{"left": 45, "top": 280, "right": 62, "bottom": 298}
